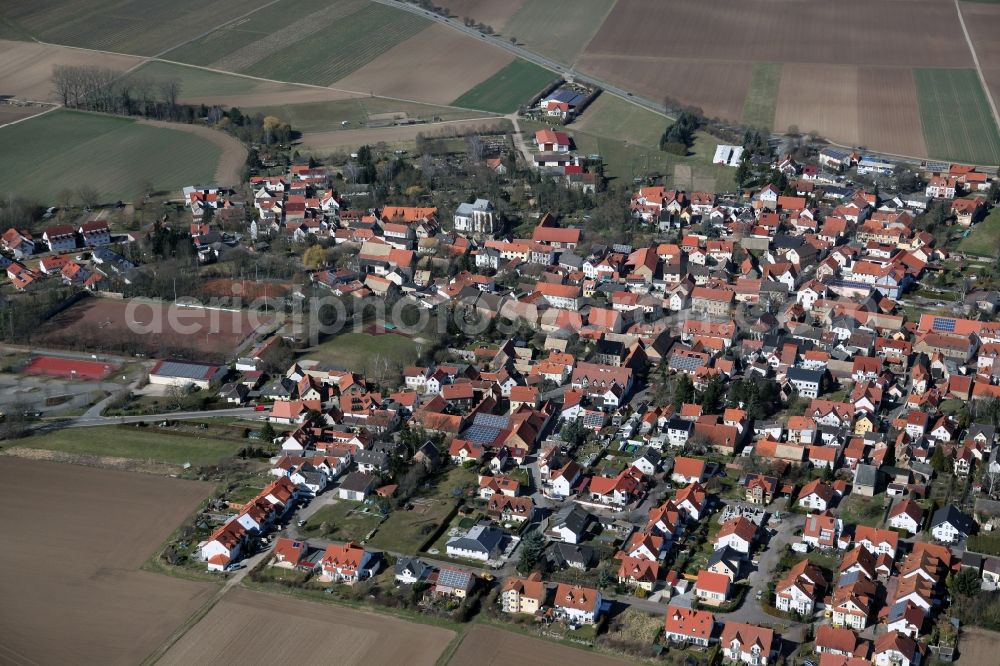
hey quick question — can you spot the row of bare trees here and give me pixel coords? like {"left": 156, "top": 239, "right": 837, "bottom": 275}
{"left": 52, "top": 65, "right": 181, "bottom": 118}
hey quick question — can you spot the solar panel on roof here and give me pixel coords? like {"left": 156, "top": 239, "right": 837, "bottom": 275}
{"left": 932, "top": 317, "right": 956, "bottom": 332}
{"left": 473, "top": 413, "right": 509, "bottom": 429}
{"left": 463, "top": 425, "right": 501, "bottom": 444}
{"left": 154, "top": 360, "right": 216, "bottom": 380}
{"left": 437, "top": 568, "right": 470, "bottom": 588}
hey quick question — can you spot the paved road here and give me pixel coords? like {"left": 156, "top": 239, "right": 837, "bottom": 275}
{"left": 35, "top": 406, "right": 262, "bottom": 431}
{"left": 371, "top": 0, "right": 672, "bottom": 121}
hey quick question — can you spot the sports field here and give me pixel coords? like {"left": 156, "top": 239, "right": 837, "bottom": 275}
{"left": 0, "top": 458, "right": 214, "bottom": 665}
{"left": 451, "top": 59, "right": 556, "bottom": 113}
{"left": 34, "top": 296, "right": 272, "bottom": 361}
{"left": 0, "top": 0, "right": 272, "bottom": 56}
{"left": 304, "top": 332, "right": 418, "bottom": 372}
{"left": 501, "top": 0, "right": 616, "bottom": 65}
{"left": 958, "top": 207, "right": 1000, "bottom": 257}
{"left": 742, "top": 63, "right": 783, "bottom": 130}
{"left": 914, "top": 68, "right": 1000, "bottom": 164}
{"left": 0, "top": 109, "right": 223, "bottom": 202}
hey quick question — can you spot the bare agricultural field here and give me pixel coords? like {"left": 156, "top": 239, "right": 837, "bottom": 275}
{"left": 35, "top": 297, "right": 273, "bottom": 361}
{"left": 955, "top": 627, "right": 1000, "bottom": 666}
{"left": 0, "top": 457, "right": 214, "bottom": 666}
{"left": 960, "top": 2, "right": 1000, "bottom": 117}
{"left": 446, "top": 0, "right": 527, "bottom": 29}
{"left": 335, "top": 24, "right": 514, "bottom": 105}
{"left": 448, "top": 625, "right": 631, "bottom": 666}
{"left": 585, "top": 0, "right": 972, "bottom": 68}
{"left": 0, "top": 39, "right": 141, "bottom": 102}
{"left": 774, "top": 63, "right": 860, "bottom": 146}
{"left": 576, "top": 54, "right": 753, "bottom": 121}
{"left": 160, "top": 587, "right": 454, "bottom": 666}
{"left": 857, "top": 67, "right": 927, "bottom": 157}
{"left": 300, "top": 118, "right": 511, "bottom": 154}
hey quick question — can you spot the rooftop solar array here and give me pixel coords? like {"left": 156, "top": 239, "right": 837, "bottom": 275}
{"left": 472, "top": 413, "right": 509, "bottom": 429}
{"left": 932, "top": 317, "right": 956, "bottom": 332}
{"left": 669, "top": 354, "right": 706, "bottom": 372}
{"left": 153, "top": 360, "right": 217, "bottom": 379}
{"left": 436, "top": 568, "right": 471, "bottom": 588}
{"left": 463, "top": 425, "right": 502, "bottom": 444}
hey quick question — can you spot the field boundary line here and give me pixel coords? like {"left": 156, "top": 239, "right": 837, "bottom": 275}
{"left": 0, "top": 103, "right": 59, "bottom": 130}
{"left": 955, "top": 0, "right": 1000, "bottom": 137}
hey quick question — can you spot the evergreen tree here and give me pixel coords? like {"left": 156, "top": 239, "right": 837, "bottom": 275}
{"left": 517, "top": 531, "right": 545, "bottom": 574}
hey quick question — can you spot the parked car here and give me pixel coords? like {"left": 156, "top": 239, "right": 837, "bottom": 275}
{"left": 254, "top": 404, "right": 268, "bottom": 411}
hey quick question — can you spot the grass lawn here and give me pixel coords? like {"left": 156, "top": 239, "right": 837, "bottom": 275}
{"left": 243, "top": 3, "right": 429, "bottom": 86}
{"left": 243, "top": 97, "right": 487, "bottom": 133}
{"left": 546, "top": 114, "right": 737, "bottom": 192}
{"left": 501, "top": 0, "right": 617, "bottom": 65}
{"left": 302, "top": 332, "right": 418, "bottom": 372}
{"left": 368, "top": 465, "right": 478, "bottom": 554}
{"left": 968, "top": 533, "right": 1000, "bottom": 556}
{"left": 0, "top": 109, "right": 220, "bottom": 204}
{"left": 914, "top": 68, "right": 1000, "bottom": 165}
{"left": 301, "top": 499, "right": 384, "bottom": 542}
{"left": 451, "top": 59, "right": 557, "bottom": 113}
{"left": 837, "top": 493, "right": 886, "bottom": 527}
{"left": 958, "top": 207, "right": 1000, "bottom": 257}
{"left": 15, "top": 424, "right": 243, "bottom": 466}
{"left": 742, "top": 63, "right": 783, "bottom": 130}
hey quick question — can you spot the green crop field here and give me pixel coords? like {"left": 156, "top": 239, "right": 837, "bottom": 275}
{"left": 502, "top": 0, "right": 616, "bottom": 65}
{"left": 0, "top": 109, "right": 221, "bottom": 203}
{"left": 125, "top": 61, "right": 276, "bottom": 99}
{"left": 451, "top": 59, "right": 556, "bottom": 113}
{"left": 958, "top": 207, "right": 1000, "bottom": 256}
{"left": 742, "top": 62, "right": 783, "bottom": 130}
{"left": 914, "top": 68, "right": 1000, "bottom": 165}
{"left": 0, "top": 0, "right": 271, "bottom": 56}
{"left": 17, "top": 425, "right": 243, "bottom": 466}
{"left": 241, "top": 3, "right": 429, "bottom": 86}
{"left": 163, "top": 0, "right": 368, "bottom": 68}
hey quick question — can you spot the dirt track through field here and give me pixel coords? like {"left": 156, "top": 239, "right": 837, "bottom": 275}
{"left": 137, "top": 119, "right": 247, "bottom": 185}
{"left": 334, "top": 24, "right": 514, "bottom": 105}
{"left": 959, "top": 1, "right": 1000, "bottom": 130}
{"left": 159, "top": 587, "right": 454, "bottom": 665}
{"left": 0, "top": 458, "right": 214, "bottom": 666}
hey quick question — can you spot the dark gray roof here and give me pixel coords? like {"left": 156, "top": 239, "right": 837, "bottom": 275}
{"left": 854, "top": 464, "right": 878, "bottom": 488}
{"left": 932, "top": 505, "right": 975, "bottom": 534}
{"left": 552, "top": 504, "right": 592, "bottom": 536}
{"left": 546, "top": 541, "right": 596, "bottom": 568}
{"left": 436, "top": 567, "right": 473, "bottom": 589}
{"left": 708, "top": 545, "right": 743, "bottom": 569}
{"left": 788, "top": 366, "right": 824, "bottom": 384}
{"left": 339, "top": 471, "right": 376, "bottom": 492}
{"left": 446, "top": 522, "right": 504, "bottom": 555}
{"left": 395, "top": 556, "right": 432, "bottom": 580}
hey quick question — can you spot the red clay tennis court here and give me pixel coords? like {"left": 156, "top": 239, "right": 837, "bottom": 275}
{"left": 22, "top": 356, "right": 118, "bottom": 380}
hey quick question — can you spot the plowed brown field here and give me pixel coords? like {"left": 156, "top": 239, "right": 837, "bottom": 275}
{"left": 448, "top": 625, "right": 631, "bottom": 666}
{"left": 584, "top": 0, "right": 971, "bottom": 67}
{"left": 335, "top": 24, "right": 514, "bottom": 105}
{"left": 858, "top": 67, "right": 927, "bottom": 157}
{"left": 774, "top": 64, "right": 861, "bottom": 145}
{"left": 160, "top": 587, "right": 454, "bottom": 665}
{"left": 576, "top": 54, "right": 753, "bottom": 120}
{"left": 0, "top": 458, "right": 213, "bottom": 666}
